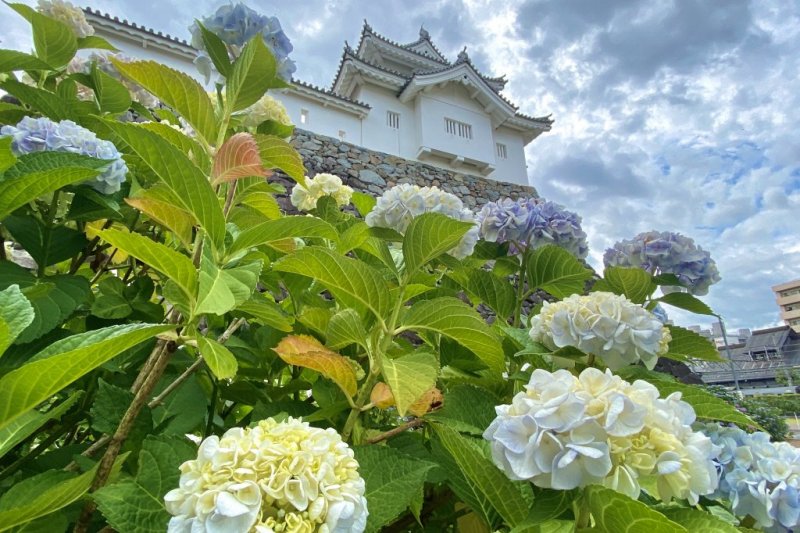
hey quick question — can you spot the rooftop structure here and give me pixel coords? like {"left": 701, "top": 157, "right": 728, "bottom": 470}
{"left": 773, "top": 279, "right": 800, "bottom": 332}
{"left": 83, "top": 9, "right": 552, "bottom": 186}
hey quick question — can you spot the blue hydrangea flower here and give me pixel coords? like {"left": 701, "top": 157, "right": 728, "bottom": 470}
{"left": 651, "top": 303, "right": 669, "bottom": 324}
{"left": 0, "top": 117, "right": 128, "bottom": 194}
{"left": 190, "top": 3, "right": 296, "bottom": 82}
{"left": 476, "top": 197, "right": 588, "bottom": 258}
{"left": 701, "top": 422, "right": 800, "bottom": 532}
{"left": 604, "top": 231, "right": 721, "bottom": 295}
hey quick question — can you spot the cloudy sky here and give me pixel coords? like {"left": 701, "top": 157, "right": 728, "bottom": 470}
{"left": 2, "top": 0, "right": 798, "bottom": 331}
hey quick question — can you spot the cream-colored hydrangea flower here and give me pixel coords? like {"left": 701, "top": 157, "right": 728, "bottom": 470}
{"left": 237, "top": 94, "right": 293, "bottom": 129}
{"left": 165, "top": 418, "right": 368, "bottom": 533}
{"left": 290, "top": 173, "right": 353, "bottom": 212}
{"left": 484, "top": 367, "right": 718, "bottom": 504}
{"left": 365, "top": 183, "right": 478, "bottom": 259}
{"left": 37, "top": 0, "right": 94, "bottom": 38}
{"left": 529, "top": 292, "right": 671, "bottom": 370}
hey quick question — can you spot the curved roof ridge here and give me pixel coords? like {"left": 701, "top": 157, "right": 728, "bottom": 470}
{"left": 83, "top": 7, "right": 193, "bottom": 49}
{"left": 359, "top": 20, "right": 450, "bottom": 65}
{"left": 291, "top": 78, "right": 370, "bottom": 109}
{"left": 331, "top": 44, "right": 411, "bottom": 92}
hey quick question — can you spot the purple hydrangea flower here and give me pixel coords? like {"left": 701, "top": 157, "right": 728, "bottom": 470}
{"left": 604, "top": 231, "right": 721, "bottom": 295}
{"left": 1, "top": 117, "right": 128, "bottom": 194}
{"left": 701, "top": 422, "right": 800, "bottom": 532}
{"left": 476, "top": 197, "right": 588, "bottom": 258}
{"left": 190, "top": 3, "right": 296, "bottom": 82}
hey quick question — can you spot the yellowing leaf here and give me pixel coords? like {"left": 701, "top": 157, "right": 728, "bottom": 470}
{"left": 212, "top": 132, "right": 268, "bottom": 186}
{"left": 125, "top": 196, "right": 194, "bottom": 248}
{"left": 370, "top": 382, "right": 395, "bottom": 409}
{"left": 381, "top": 352, "right": 439, "bottom": 416}
{"left": 273, "top": 335, "right": 357, "bottom": 397}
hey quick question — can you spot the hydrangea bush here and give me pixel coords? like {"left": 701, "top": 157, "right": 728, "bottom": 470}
{"left": 0, "top": 3, "right": 792, "bottom": 533}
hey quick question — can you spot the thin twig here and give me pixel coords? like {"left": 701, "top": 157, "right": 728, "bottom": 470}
{"left": 366, "top": 418, "right": 426, "bottom": 444}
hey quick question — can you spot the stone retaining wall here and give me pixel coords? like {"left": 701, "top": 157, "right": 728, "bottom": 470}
{"left": 286, "top": 129, "right": 537, "bottom": 208}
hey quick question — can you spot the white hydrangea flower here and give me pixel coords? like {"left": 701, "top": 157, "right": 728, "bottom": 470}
{"left": 236, "top": 94, "right": 293, "bottom": 129}
{"left": 529, "top": 292, "right": 672, "bottom": 370}
{"left": 290, "top": 173, "right": 353, "bottom": 212}
{"left": 485, "top": 367, "right": 718, "bottom": 504}
{"left": 165, "top": 418, "right": 368, "bottom": 533}
{"left": 37, "top": 0, "right": 94, "bottom": 38}
{"left": 365, "top": 183, "right": 478, "bottom": 259}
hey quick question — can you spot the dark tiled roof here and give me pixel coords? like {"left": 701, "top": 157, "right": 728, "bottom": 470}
{"left": 331, "top": 45, "right": 409, "bottom": 92}
{"left": 291, "top": 78, "right": 370, "bottom": 109}
{"left": 83, "top": 7, "right": 193, "bottom": 50}
{"left": 358, "top": 21, "right": 449, "bottom": 65}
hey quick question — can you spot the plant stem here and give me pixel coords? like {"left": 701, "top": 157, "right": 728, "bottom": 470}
{"left": 204, "top": 381, "right": 218, "bottom": 438}
{"left": 69, "top": 219, "right": 114, "bottom": 274}
{"left": 37, "top": 191, "right": 60, "bottom": 276}
{"left": 366, "top": 418, "right": 425, "bottom": 444}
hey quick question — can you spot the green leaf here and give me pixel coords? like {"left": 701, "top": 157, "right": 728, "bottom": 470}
{"left": 273, "top": 247, "right": 391, "bottom": 321}
{"left": 0, "top": 461, "right": 106, "bottom": 531}
{"left": 402, "top": 212, "right": 472, "bottom": 273}
{"left": 585, "top": 485, "right": 687, "bottom": 533}
{"left": 90, "top": 379, "right": 151, "bottom": 437}
{"left": 135, "top": 121, "right": 209, "bottom": 173}
{"left": 227, "top": 35, "right": 278, "bottom": 111}
{"left": 235, "top": 294, "right": 293, "bottom": 332}
{"left": 656, "top": 292, "right": 715, "bottom": 316}
{"left": 125, "top": 195, "right": 194, "bottom": 249}
{"left": 401, "top": 297, "right": 504, "bottom": 373}
{"left": 99, "top": 228, "right": 198, "bottom": 303}
{"left": 94, "top": 436, "right": 196, "bottom": 533}
{"left": 432, "top": 424, "right": 531, "bottom": 528}
{"left": 354, "top": 445, "right": 436, "bottom": 533}
{"left": 645, "top": 378, "right": 758, "bottom": 428}
{"left": 594, "top": 266, "right": 655, "bottom": 304}
{"left": 659, "top": 508, "right": 739, "bottom": 533}
{"left": 0, "top": 137, "right": 15, "bottom": 173}
{"left": 525, "top": 244, "right": 593, "bottom": 299}
{"left": 666, "top": 325, "right": 723, "bottom": 362}
{"left": 381, "top": 352, "right": 438, "bottom": 416}
{"left": 236, "top": 186, "right": 281, "bottom": 220}
{"left": 326, "top": 308, "right": 368, "bottom": 350}
{"left": 254, "top": 119, "right": 294, "bottom": 138}
{"left": 110, "top": 59, "right": 217, "bottom": 142}
{"left": 195, "top": 21, "right": 231, "bottom": 77}
{"left": 509, "top": 488, "right": 576, "bottom": 532}
{"left": 2, "top": 215, "right": 89, "bottom": 268}
{"left": 229, "top": 216, "right": 337, "bottom": 256}
{"left": 426, "top": 384, "right": 498, "bottom": 435}
{"left": 2, "top": 151, "right": 110, "bottom": 178}
{"left": 0, "top": 285, "right": 34, "bottom": 356}
{"left": 196, "top": 335, "right": 238, "bottom": 380}
{"left": 0, "top": 80, "right": 73, "bottom": 120}
{"left": 8, "top": 3, "right": 77, "bottom": 67}
{"left": 0, "top": 393, "right": 79, "bottom": 460}
{"left": 0, "top": 167, "right": 99, "bottom": 220}
{"left": 0, "top": 50, "right": 51, "bottom": 72}
{"left": 99, "top": 121, "right": 226, "bottom": 250}
{"left": 351, "top": 191, "right": 376, "bottom": 217}
{"left": 254, "top": 133, "right": 305, "bottom": 182}
{"left": 194, "top": 250, "right": 261, "bottom": 316}
{"left": 0, "top": 323, "right": 173, "bottom": 430}
{"left": 76, "top": 35, "right": 119, "bottom": 51}
{"left": 0, "top": 263, "right": 90, "bottom": 344}
{"left": 91, "top": 65, "right": 132, "bottom": 114}
{"left": 464, "top": 269, "right": 516, "bottom": 320}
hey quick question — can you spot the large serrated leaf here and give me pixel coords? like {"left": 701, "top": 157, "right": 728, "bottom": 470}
{"left": 195, "top": 21, "right": 231, "bottom": 77}
{"left": 235, "top": 294, "right": 293, "bottom": 332}
{"left": 381, "top": 352, "right": 438, "bottom": 416}
{"left": 525, "top": 244, "right": 592, "bottom": 299}
{"left": 254, "top": 133, "right": 305, "bottom": 182}
{"left": 659, "top": 508, "right": 739, "bottom": 533}
{"left": 0, "top": 323, "right": 173, "bottom": 430}
{"left": 8, "top": 3, "right": 77, "bottom": 67}
{"left": 0, "top": 80, "right": 74, "bottom": 120}
{"left": 196, "top": 335, "right": 238, "bottom": 380}
{"left": 354, "top": 446, "right": 436, "bottom": 533}
{"left": 432, "top": 424, "right": 531, "bottom": 528}
{"left": 211, "top": 132, "right": 267, "bottom": 185}
{"left": 273, "top": 247, "right": 391, "bottom": 322}
{"left": 226, "top": 36, "right": 279, "bottom": 111}
{"left": 666, "top": 325, "right": 723, "bottom": 362}
{"left": 125, "top": 195, "right": 194, "bottom": 249}
{"left": 99, "top": 121, "right": 225, "bottom": 250}
{"left": 0, "top": 393, "right": 79, "bottom": 460}
{"left": 585, "top": 485, "right": 686, "bottom": 533}
{"left": 3, "top": 215, "right": 89, "bottom": 268}
{"left": 0, "top": 285, "right": 34, "bottom": 356}
{"left": 136, "top": 121, "right": 209, "bottom": 172}
{"left": 94, "top": 436, "right": 196, "bottom": 533}
{"left": 229, "top": 217, "right": 337, "bottom": 256}
{"left": 656, "top": 292, "right": 715, "bottom": 316}
{"left": 426, "top": 384, "right": 498, "bottom": 435}
{"left": 1, "top": 151, "right": 110, "bottom": 178}
{"left": 0, "top": 50, "right": 52, "bottom": 72}
{"left": 99, "top": 228, "right": 197, "bottom": 303}
{"left": 111, "top": 59, "right": 217, "bottom": 142}
{"left": 274, "top": 335, "right": 357, "bottom": 397}
{"left": 326, "top": 309, "right": 368, "bottom": 350}
{"left": 0, "top": 167, "right": 99, "bottom": 220}
{"left": 402, "top": 212, "right": 472, "bottom": 273}
{"left": 594, "top": 266, "right": 655, "bottom": 304}
{"left": 463, "top": 268, "right": 516, "bottom": 320}
{"left": 91, "top": 65, "right": 132, "bottom": 114}
{"left": 401, "top": 297, "right": 504, "bottom": 373}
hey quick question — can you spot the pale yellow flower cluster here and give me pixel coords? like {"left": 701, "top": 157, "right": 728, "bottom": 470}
{"left": 237, "top": 94, "right": 293, "bottom": 129}
{"left": 165, "top": 418, "right": 367, "bottom": 533}
{"left": 290, "top": 173, "right": 353, "bottom": 212}
{"left": 37, "top": 0, "right": 94, "bottom": 38}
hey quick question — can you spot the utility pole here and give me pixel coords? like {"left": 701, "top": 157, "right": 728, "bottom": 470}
{"left": 717, "top": 315, "right": 741, "bottom": 393}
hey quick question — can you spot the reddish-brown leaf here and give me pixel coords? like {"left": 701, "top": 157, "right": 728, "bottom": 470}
{"left": 273, "top": 335, "right": 358, "bottom": 397}
{"left": 212, "top": 132, "right": 269, "bottom": 185}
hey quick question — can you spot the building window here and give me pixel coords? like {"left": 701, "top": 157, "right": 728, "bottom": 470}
{"left": 386, "top": 111, "right": 400, "bottom": 129}
{"left": 338, "top": 130, "right": 346, "bottom": 141}
{"left": 781, "top": 288, "right": 800, "bottom": 297}
{"left": 786, "top": 305, "right": 795, "bottom": 311}
{"left": 444, "top": 117, "right": 472, "bottom": 139}
{"left": 496, "top": 143, "right": 508, "bottom": 159}
{"left": 790, "top": 318, "right": 800, "bottom": 326}
{"left": 300, "top": 109, "right": 309, "bottom": 125}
